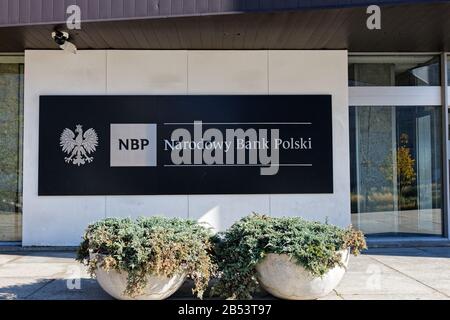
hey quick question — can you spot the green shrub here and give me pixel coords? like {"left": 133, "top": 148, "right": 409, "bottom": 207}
{"left": 76, "top": 217, "right": 216, "bottom": 299}
{"left": 211, "top": 213, "right": 367, "bottom": 299}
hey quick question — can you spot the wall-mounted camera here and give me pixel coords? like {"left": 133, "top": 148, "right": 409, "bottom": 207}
{"left": 51, "top": 31, "right": 77, "bottom": 54}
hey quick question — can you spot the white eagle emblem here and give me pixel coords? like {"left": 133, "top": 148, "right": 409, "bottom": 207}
{"left": 60, "top": 125, "right": 99, "bottom": 166}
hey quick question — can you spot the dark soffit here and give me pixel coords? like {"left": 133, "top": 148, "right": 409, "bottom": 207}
{"left": 0, "top": 2, "right": 450, "bottom": 52}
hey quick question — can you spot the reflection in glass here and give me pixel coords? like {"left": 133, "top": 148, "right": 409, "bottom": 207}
{"left": 350, "top": 106, "right": 443, "bottom": 237}
{"left": 349, "top": 55, "right": 440, "bottom": 86}
{"left": 0, "top": 59, "right": 23, "bottom": 241}
{"left": 447, "top": 55, "right": 450, "bottom": 86}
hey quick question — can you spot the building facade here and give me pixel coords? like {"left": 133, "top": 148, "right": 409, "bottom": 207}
{"left": 0, "top": 0, "right": 449, "bottom": 246}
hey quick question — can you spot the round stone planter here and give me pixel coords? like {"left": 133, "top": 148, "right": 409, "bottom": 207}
{"left": 90, "top": 254, "right": 186, "bottom": 300}
{"left": 95, "top": 268, "right": 186, "bottom": 300}
{"left": 256, "top": 250, "right": 349, "bottom": 300}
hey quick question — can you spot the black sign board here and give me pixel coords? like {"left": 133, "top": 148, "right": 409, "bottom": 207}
{"left": 38, "top": 95, "right": 333, "bottom": 195}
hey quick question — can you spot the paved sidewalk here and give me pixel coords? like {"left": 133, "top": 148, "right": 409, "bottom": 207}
{"left": 0, "top": 247, "right": 449, "bottom": 300}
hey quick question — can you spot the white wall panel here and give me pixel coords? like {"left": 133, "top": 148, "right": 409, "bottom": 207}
{"left": 186, "top": 50, "right": 271, "bottom": 231}
{"left": 105, "top": 196, "right": 188, "bottom": 219}
{"left": 187, "top": 51, "right": 268, "bottom": 94}
{"left": 105, "top": 50, "right": 189, "bottom": 223}
{"left": 23, "top": 50, "right": 350, "bottom": 245}
{"left": 107, "top": 51, "right": 188, "bottom": 94}
{"left": 268, "top": 51, "right": 350, "bottom": 226}
{"left": 23, "top": 51, "right": 108, "bottom": 246}
{"left": 189, "top": 195, "right": 270, "bottom": 233}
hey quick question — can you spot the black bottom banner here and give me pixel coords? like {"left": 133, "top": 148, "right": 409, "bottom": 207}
{"left": 1, "top": 299, "right": 448, "bottom": 319}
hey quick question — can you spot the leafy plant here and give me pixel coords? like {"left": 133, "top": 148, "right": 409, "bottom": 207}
{"left": 381, "top": 133, "right": 417, "bottom": 209}
{"left": 77, "top": 217, "right": 216, "bottom": 299}
{"left": 211, "top": 213, "right": 366, "bottom": 299}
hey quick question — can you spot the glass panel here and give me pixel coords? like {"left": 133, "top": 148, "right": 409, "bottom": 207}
{"left": 447, "top": 55, "right": 450, "bottom": 86}
{"left": 349, "top": 55, "right": 440, "bottom": 87}
{"left": 0, "top": 58, "right": 23, "bottom": 242}
{"left": 350, "top": 106, "right": 443, "bottom": 237}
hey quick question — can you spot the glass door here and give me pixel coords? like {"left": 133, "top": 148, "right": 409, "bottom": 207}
{"left": 350, "top": 106, "right": 443, "bottom": 236}
{"left": 349, "top": 54, "right": 445, "bottom": 238}
{"left": 0, "top": 56, "right": 24, "bottom": 242}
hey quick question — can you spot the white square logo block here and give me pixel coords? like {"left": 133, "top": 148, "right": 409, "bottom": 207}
{"left": 110, "top": 123, "right": 157, "bottom": 167}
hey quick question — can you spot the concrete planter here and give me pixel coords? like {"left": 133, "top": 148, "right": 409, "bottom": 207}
{"left": 256, "top": 250, "right": 349, "bottom": 300}
{"left": 90, "top": 253, "right": 186, "bottom": 300}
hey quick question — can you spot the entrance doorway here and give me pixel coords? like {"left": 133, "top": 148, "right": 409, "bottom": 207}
{"left": 0, "top": 56, "right": 23, "bottom": 242}
{"left": 349, "top": 54, "right": 445, "bottom": 238}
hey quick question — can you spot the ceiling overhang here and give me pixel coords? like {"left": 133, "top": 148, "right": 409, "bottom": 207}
{"left": 0, "top": 1, "right": 449, "bottom": 52}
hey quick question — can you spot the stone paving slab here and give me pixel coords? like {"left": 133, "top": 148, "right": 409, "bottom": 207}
{"left": 26, "top": 279, "right": 111, "bottom": 300}
{"left": 0, "top": 277, "right": 52, "bottom": 300}
{"left": 340, "top": 293, "right": 447, "bottom": 300}
{"left": 0, "top": 262, "right": 76, "bottom": 278}
{"left": 366, "top": 250, "right": 450, "bottom": 298}
{"left": 0, "top": 248, "right": 448, "bottom": 300}
{"left": 12, "top": 252, "right": 77, "bottom": 263}
{"left": 0, "top": 254, "right": 24, "bottom": 266}
{"left": 317, "top": 291, "right": 344, "bottom": 300}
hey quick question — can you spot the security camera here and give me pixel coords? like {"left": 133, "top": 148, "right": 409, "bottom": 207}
{"left": 51, "top": 31, "right": 77, "bottom": 54}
